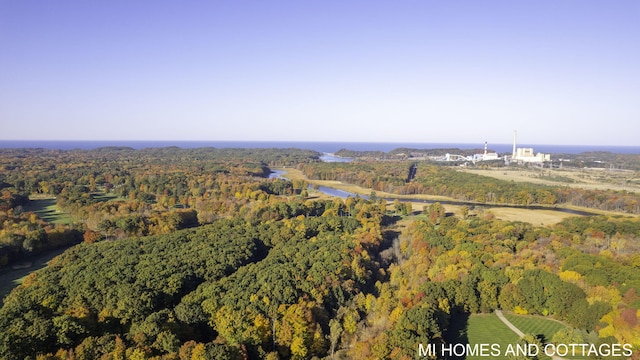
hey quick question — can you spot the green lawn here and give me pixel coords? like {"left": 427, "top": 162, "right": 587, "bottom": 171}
{"left": 503, "top": 313, "right": 567, "bottom": 344}
{"left": 91, "top": 193, "right": 122, "bottom": 202}
{"left": 466, "top": 313, "right": 520, "bottom": 360}
{"left": 0, "top": 246, "right": 69, "bottom": 303}
{"left": 24, "top": 193, "right": 121, "bottom": 225}
{"left": 462, "top": 313, "right": 589, "bottom": 360}
{"left": 503, "top": 313, "right": 589, "bottom": 360}
{"left": 23, "top": 198, "right": 73, "bottom": 224}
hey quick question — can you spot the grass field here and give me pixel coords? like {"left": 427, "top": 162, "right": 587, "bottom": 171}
{"left": 282, "top": 168, "right": 454, "bottom": 202}
{"left": 0, "top": 246, "right": 69, "bottom": 303}
{"left": 465, "top": 313, "right": 520, "bottom": 360}
{"left": 462, "top": 312, "right": 592, "bottom": 360}
{"left": 503, "top": 314, "right": 592, "bottom": 360}
{"left": 503, "top": 313, "right": 567, "bottom": 345}
{"left": 23, "top": 198, "right": 73, "bottom": 224}
{"left": 461, "top": 168, "right": 640, "bottom": 194}
{"left": 488, "top": 207, "right": 576, "bottom": 226}
{"left": 92, "top": 193, "right": 122, "bottom": 202}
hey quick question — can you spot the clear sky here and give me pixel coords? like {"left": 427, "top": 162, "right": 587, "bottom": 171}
{"left": 1, "top": 1, "right": 638, "bottom": 145}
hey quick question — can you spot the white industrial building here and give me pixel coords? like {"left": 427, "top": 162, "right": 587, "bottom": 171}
{"left": 440, "top": 142, "right": 500, "bottom": 163}
{"left": 511, "top": 131, "right": 550, "bottom": 163}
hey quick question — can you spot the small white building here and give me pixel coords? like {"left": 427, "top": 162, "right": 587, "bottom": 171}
{"left": 482, "top": 152, "right": 499, "bottom": 161}
{"left": 473, "top": 141, "right": 500, "bottom": 162}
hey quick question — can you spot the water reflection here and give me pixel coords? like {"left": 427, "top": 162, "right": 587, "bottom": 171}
{"left": 268, "top": 170, "right": 286, "bottom": 179}
{"left": 319, "top": 153, "right": 353, "bottom": 162}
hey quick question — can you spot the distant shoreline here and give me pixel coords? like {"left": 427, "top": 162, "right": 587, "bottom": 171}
{"left": 1, "top": 140, "right": 639, "bottom": 155}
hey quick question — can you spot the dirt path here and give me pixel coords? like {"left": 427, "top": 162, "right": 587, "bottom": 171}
{"left": 495, "top": 310, "right": 565, "bottom": 360}
{"left": 495, "top": 310, "right": 525, "bottom": 337}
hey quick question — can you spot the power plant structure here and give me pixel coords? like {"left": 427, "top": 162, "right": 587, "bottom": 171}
{"left": 432, "top": 131, "right": 551, "bottom": 165}
{"left": 438, "top": 141, "right": 500, "bottom": 163}
{"left": 511, "top": 130, "right": 550, "bottom": 163}
{"left": 479, "top": 141, "right": 499, "bottom": 161}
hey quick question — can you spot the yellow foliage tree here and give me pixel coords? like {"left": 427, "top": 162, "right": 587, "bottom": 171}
{"left": 558, "top": 270, "right": 583, "bottom": 284}
{"left": 290, "top": 336, "right": 308, "bottom": 359}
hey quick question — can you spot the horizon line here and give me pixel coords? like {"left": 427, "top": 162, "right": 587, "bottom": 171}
{"left": 1, "top": 139, "right": 639, "bottom": 148}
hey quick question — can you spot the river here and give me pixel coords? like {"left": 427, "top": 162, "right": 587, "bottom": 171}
{"left": 268, "top": 170, "right": 596, "bottom": 216}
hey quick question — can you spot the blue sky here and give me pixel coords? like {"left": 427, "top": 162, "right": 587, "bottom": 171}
{"left": 1, "top": 1, "right": 638, "bottom": 145}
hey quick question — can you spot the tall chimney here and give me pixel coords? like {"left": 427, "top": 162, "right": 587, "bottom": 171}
{"left": 512, "top": 130, "right": 517, "bottom": 160}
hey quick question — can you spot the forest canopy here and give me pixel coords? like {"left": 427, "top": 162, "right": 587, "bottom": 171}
{"left": 0, "top": 146, "right": 638, "bottom": 359}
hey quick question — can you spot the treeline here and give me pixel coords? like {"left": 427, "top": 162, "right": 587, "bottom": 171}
{"left": 336, "top": 147, "right": 640, "bottom": 171}
{"left": 333, "top": 147, "right": 489, "bottom": 160}
{"left": 556, "top": 151, "right": 640, "bottom": 171}
{"left": 300, "top": 162, "right": 640, "bottom": 213}
{"left": 0, "top": 185, "right": 29, "bottom": 210}
{"left": 0, "top": 214, "right": 83, "bottom": 266}
{"left": 0, "top": 146, "right": 319, "bottom": 203}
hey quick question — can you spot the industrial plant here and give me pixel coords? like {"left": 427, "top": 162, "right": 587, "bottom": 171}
{"left": 510, "top": 130, "right": 551, "bottom": 163}
{"left": 434, "top": 131, "right": 551, "bottom": 164}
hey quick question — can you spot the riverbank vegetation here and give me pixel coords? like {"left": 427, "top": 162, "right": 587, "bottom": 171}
{"left": 0, "top": 146, "right": 638, "bottom": 359}
{"left": 300, "top": 161, "right": 640, "bottom": 214}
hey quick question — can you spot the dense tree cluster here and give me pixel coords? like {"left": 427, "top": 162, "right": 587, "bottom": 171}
{"left": 0, "top": 218, "right": 262, "bottom": 359}
{"left": 0, "top": 195, "right": 389, "bottom": 359}
{"left": 0, "top": 185, "right": 29, "bottom": 210}
{"left": 0, "top": 147, "right": 319, "bottom": 267}
{"left": 345, "top": 210, "right": 640, "bottom": 358}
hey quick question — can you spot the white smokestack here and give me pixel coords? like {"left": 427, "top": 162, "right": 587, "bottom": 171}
{"left": 512, "top": 130, "right": 517, "bottom": 160}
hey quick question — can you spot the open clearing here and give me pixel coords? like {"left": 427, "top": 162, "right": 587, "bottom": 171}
{"left": 461, "top": 167, "right": 640, "bottom": 193}
{"left": 466, "top": 313, "right": 519, "bottom": 360}
{"left": 502, "top": 313, "right": 588, "bottom": 360}
{"left": 503, "top": 313, "right": 566, "bottom": 344}
{"left": 0, "top": 246, "right": 69, "bottom": 302}
{"left": 467, "top": 313, "right": 585, "bottom": 360}
{"left": 23, "top": 197, "right": 73, "bottom": 224}
{"left": 487, "top": 207, "right": 576, "bottom": 226}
